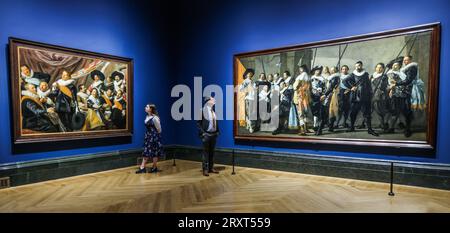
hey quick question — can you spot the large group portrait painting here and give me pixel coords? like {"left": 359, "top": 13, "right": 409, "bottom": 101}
{"left": 234, "top": 24, "right": 440, "bottom": 151}
{"left": 9, "top": 38, "right": 133, "bottom": 144}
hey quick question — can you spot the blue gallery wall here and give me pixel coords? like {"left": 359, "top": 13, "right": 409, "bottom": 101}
{"left": 0, "top": 0, "right": 175, "bottom": 163}
{"left": 1, "top": 0, "right": 449, "bottom": 166}
{"left": 172, "top": 0, "right": 450, "bottom": 164}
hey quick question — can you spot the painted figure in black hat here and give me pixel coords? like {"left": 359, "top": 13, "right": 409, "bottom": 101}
{"left": 370, "top": 62, "right": 390, "bottom": 132}
{"left": 343, "top": 61, "right": 379, "bottom": 136}
{"left": 386, "top": 56, "right": 415, "bottom": 137}
{"left": 310, "top": 66, "right": 325, "bottom": 134}
{"left": 88, "top": 70, "right": 105, "bottom": 95}
{"left": 112, "top": 71, "right": 126, "bottom": 93}
{"left": 274, "top": 73, "right": 283, "bottom": 87}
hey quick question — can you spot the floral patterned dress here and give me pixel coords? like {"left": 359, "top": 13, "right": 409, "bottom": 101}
{"left": 142, "top": 116, "right": 163, "bottom": 158}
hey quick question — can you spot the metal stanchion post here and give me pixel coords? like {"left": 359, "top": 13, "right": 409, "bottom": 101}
{"left": 172, "top": 149, "right": 176, "bottom": 166}
{"left": 388, "top": 162, "right": 395, "bottom": 196}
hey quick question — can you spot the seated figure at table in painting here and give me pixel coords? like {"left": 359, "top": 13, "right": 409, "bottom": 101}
{"left": 76, "top": 84, "right": 89, "bottom": 112}
{"left": 100, "top": 88, "right": 115, "bottom": 122}
{"left": 21, "top": 83, "right": 65, "bottom": 133}
{"left": 37, "top": 81, "right": 55, "bottom": 108}
{"left": 19, "top": 64, "right": 50, "bottom": 91}
{"left": 85, "top": 88, "right": 106, "bottom": 130}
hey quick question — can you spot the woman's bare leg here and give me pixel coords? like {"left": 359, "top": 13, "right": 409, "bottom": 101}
{"left": 152, "top": 157, "right": 158, "bottom": 168}
{"left": 140, "top": 157, "right": 148, "bottom": 169}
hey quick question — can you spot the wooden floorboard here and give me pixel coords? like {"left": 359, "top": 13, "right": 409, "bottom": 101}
{"left": 0, "top": 159, "right": 449, "bottom": 213}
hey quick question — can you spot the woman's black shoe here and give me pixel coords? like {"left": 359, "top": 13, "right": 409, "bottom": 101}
{"left": 150, "top": 167, "right": 158, "bottom": 173}
{"left": 135, "top": 168, "right": 147, "bottom": 174}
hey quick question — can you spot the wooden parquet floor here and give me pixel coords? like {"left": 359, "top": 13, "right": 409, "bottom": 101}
{"left": 0, "top": 160, "right": 449, "bottom": 213}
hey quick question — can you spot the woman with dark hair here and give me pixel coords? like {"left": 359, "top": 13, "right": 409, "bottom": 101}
{"left": 136, "top": 104, "right": 163, "bottom": 174}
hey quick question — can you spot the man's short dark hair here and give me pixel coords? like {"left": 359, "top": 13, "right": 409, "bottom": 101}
{"left": 355, "top": 61, "right": 363, "bottom": 66}
{"left": 376, "top": 62, "right": 385, "bottom": 69}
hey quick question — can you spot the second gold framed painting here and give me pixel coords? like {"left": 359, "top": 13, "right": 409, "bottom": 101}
{"left": 234, "top": 23, "right": 440, "bottom": 153}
